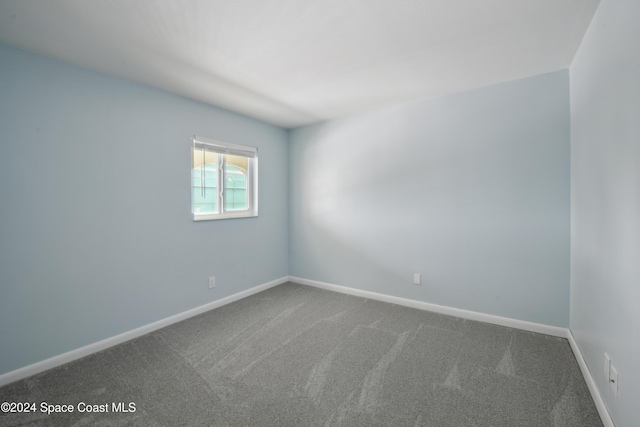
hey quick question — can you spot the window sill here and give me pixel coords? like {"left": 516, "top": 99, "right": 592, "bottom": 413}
{"left": 193, "top": 211, "right": 258, "bottom": 221}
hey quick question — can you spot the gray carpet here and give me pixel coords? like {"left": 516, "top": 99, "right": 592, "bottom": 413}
{"left": 0, "top": 282, "right": 602, "bottom": 426}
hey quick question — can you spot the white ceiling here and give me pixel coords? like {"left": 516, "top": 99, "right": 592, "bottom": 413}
{"left": 0, "top": 0, "right": 599, "bottom": 128}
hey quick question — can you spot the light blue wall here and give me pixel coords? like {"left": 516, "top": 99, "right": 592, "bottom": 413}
{"left": 0, "top": 45, "right": 289, "bottom": 376}
{"left": 289, "top": 71, "right": 571, "bottom": 327}
{"left": 570, "top": 0, "right": 640, "bottom": 425}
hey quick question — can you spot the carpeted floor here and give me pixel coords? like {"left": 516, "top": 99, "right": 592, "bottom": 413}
{"left": 0, "top": 282, "right": 603, "bottom": 426}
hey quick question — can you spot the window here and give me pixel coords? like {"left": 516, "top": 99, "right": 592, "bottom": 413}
{"left": 192, "top": 136, "right": 258, "bottom": 220}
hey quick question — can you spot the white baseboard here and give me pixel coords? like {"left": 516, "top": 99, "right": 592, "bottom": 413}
{"left": 0, "top": 276, "right": 288, "bottom": 388}
{"left": 0, "top": 274, "right": 616, "bottom": 427}
{"left": 289, "top": 276, "right": 567, "bottom": 337}
{"left": 290, "top": 276, "right": 614, "bottom": 426}
{"left": 567, "top": 330, "right": 616, "bottom": 427}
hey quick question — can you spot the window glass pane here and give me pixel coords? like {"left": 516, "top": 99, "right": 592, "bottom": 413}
{"left": 223, "top": 154, "right": 248, "bottom": 211}
{"left": 192, "top": 148, "right": 218, "bottom": 214}
{"left": 191, "top": 137, "right": 257, "bottom": 220}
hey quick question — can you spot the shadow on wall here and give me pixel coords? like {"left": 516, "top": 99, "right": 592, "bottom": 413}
{"left": 289, "top": 72, "right": 571, "bottom": 326}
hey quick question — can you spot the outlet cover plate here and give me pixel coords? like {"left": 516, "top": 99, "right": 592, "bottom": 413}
{"left": 610, "top": 366, "right": 618, "bottom": 396}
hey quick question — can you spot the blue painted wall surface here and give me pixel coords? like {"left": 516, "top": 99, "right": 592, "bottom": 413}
{"left": 570, "top": 0, "right": 640, "bottom": 425}
{"left": 0, "top": 45, "right": 289, "bottom": 375}
{"left": 289, "top": 71, "right": 571, "bottom": 327}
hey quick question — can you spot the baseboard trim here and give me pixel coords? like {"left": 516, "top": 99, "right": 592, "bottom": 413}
{"left": 567, "top": 330, "right": 616, "bottom": 427}
{"left": 288, "top": 276, "right": 567, "bottom": 337}
{"left": 0, "top": 275, "right": 617, "bottom": 427}
{"left": 290, "top": 276, "right": 614, "bottom": 426}
{"left": 0, "top": 276, "right": 289, "bottom": 388}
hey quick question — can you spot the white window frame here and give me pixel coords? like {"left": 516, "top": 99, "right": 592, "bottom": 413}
{"left": 192, "top": 135, "right": 258, "bottom": 221}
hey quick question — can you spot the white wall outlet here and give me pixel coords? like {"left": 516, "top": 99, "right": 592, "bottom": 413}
{"left": 604, "top": 352, "right": 611, "bottom": 379}
{"left": 413, "top": 273, "right": 421, "bottom": 285}
{"left": 609, "top": 365, "right": 618, "bottom": 396}
{"left": 208, "top": 276, "right": 216, "bottom": 289}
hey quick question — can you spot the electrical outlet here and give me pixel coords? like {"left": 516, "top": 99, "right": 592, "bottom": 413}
{"left": 413, "top": 273, "right": 421, "bottom": 285}
{"left": 609, "top": 365, "right": 618, "bottom": 396}
{"left": 208, "top": 276, "right": 216, "bottom": 289}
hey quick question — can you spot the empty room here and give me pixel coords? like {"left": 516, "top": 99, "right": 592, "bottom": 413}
{"left": 0, "top": 0, "right": 637, "bottom": 426}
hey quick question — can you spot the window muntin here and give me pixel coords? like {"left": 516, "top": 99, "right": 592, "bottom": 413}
{"left": 191, "top": 136, "right": 257, "bottom": 220}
